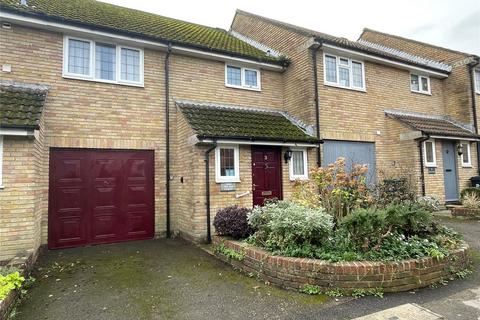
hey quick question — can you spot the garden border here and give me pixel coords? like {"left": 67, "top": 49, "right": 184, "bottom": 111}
{"left": 213, "top": 236, "right": 470, "bottom": 293}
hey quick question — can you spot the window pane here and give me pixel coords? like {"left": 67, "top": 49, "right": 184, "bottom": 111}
{"left": 227, "top": 66, "right": 241, "bottom": 86}
{"left": 339, "top": 67, "right": 350, "bottom": 87}
{"left": 292, "top": 151, "right": 304, "bottom": 175}
{"left": 475, "top": 70, "right": 480, "bottom": 92}
{"left": 325, "top": 55, "right": 337, "bottom": 83}
{"left": 425, "top": 142, "right": 434, "bottom": 163}
{"left": 339, "top": 58, "right": 349, "bottom": 66}
{"left": 421, "top": 77, "right": 429, "bottom": 92}
{"left": 68, "top": 39, "right": 90, "bottom": 75}
{"left": 95, "top": 43, "right": 116, "bottom": 80}
{"left": 120, "top": 48, "right": 140, "bottom": 82}
{"left": 352, "top": 62, "right": 363, "bottom": 88}
{"left": 462, "top": 143, "right": 470, "bottom": 164}
{"left": 411, "top": 74, "right": 419, "bottom": 91}
{"left": 244, "top": 69, "right": 258, "bottom": 87}
{"left": 220, "top": 148, "right": 235, "bottom": 177}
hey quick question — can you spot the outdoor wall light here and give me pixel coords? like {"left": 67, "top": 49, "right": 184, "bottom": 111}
{"left": 284, "top": 149, "right": 292, "bottom": 163}
{"left": 457, "top": 144, "right": 464, "bottom": 156}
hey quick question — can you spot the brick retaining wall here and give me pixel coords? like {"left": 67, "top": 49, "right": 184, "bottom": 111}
{"left": 213, "top": 237, "right": 470, "bottom": 293}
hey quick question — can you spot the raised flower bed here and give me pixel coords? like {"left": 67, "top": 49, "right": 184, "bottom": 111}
{"left": 213, "top": 237, "right": 470, "bottom": 293}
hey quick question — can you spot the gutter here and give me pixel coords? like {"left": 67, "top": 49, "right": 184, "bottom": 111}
{"left": 311, "top": 40, "right": 323, "bottom": 166}
{"left": 165, "top": 43, "right": 172, "bottom": 238}
{"left": 417, "top": 135, "right": 430, "bottom": 196}
{"left": 468, "top": 58, "right": 480, "bottom": 174}
{"left": 205, "top": 142, "right": 217, "bottom": 243}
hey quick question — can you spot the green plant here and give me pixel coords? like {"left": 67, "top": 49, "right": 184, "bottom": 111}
{"left": 462, "top": 193, "right": 480, "bottom": 209}
{"left": 214, "top": 244, "right": 245, "bottom": 261}
{"left": 0, "top": 271, "right": 25, "bottom": 300}
{"left": 300, "top": 284, "right": 321, "bottom": 295}
{"left": 324, "top": 289, "right": 343, "bottom": 297}
{"left": 248, "top": 201, "right": 333, "bottom": 252}
{"left": 293, "top": 157, "right": 373, "bottom": 221}
{"left": 416, "top": 196, "right": 441, "bottom": 212}
{"left": 376, "top": 175, "right": 416, "bottom": 206}
{"left": 460, "top": 187, "right": 480, "bottom": 200}
{"left": 351, "top": 288, "right": 384, "bottom": 298}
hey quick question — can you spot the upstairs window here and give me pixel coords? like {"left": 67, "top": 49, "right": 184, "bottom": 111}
{"left": 324, "top": 54, "right": 365, "bottom": 91}
{"left": 289, "top": 149, "right": 308, "bottom": 180}
{"left": 225, "top": 65, "right": 261, "bottom": 91}
{"left": 215, "top": 145, "right": 240, "bottom": 183}
{"left": 475, "top": 69, "right": 480, "bottom": 94}
{"left": 63, "top": 37, "right": 143, "bottom": 86}
{"left": 423, "top": 140, "right": 436, "bottom": 167}
{"left": 411, "top": 74, "right": 430, "bottom": 94}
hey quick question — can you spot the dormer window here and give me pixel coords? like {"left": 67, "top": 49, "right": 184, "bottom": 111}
{"left": 410, "top": 74, "right": 430, "bottom": 95}
{"left": 225, "top": 64, "right": 261, "bottom": 91}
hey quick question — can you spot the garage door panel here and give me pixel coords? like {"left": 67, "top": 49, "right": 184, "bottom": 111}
{"left": 49, "top": 149, "right": 154, "bottom": 249}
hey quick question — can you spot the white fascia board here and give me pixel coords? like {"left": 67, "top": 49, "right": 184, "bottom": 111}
{"left": 0, "top": 128, "right": 35, "bottom": 136}
{"left": 200, "top": 139, "right": 319, "bottom": 147}
{"left": 0, "top": 12, "right": 284, "bottom": 72}
{"left": 429, "top": 135, "right": 480, "bottom": 141}
{"left": 322, "top": 43, "right": 449, "bottom": 78}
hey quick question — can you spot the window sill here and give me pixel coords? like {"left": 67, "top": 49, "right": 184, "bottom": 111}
{"left": 411, "top": 90, "right": 431, "bottom": 96}
{"left": 462, "top": 165, "right": 473, "bottom": 168}
{"left": 290, "top": 176, "right": 309, "bottom": 181}
{"left": 425, "top": 165, "right": 437, "bottom": 168}
{"left": 62, "top": 74, "right": 145, "bottom": 88}
{"left": 225, "top": 84, "right": 261, "bottom": 92}
{"left": 0, "top": 185, "right": 4, "bottom": 190}
{"left": 324, "top": 82, "right": 366, "bottom": 93}
{"left": 216, "top": 179, "right": 241, "bottom": 184}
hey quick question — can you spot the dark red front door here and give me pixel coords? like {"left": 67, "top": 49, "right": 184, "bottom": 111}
{"left": 251, "top": 146, "right": 282, "bottom": 206}
{"left": 48, "top": 149, "right": 154, "bottom": 249}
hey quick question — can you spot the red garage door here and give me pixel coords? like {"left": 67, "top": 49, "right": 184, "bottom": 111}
{"left": 48, "top": 149, "right": 154, "bottom": 249}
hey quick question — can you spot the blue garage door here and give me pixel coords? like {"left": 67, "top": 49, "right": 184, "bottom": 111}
{"left": 323, "top": 140, "right": 376, "bottom": 185}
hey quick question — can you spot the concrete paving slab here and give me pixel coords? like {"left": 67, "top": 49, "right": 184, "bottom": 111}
{"left": 353, "top": 303, "right": 443, "bottom": 320}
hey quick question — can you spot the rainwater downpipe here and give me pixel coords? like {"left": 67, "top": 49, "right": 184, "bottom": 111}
{"left": 468, "top": 59, "right": 480, "bottom": 174}
{"left": 205, "top": 142, "right": 217, "bottom": 244}
{"left": 165, "top": 43, "right": 172, "bottom": 238}
{"left": 418, "top": 134, "right": 430, "bottom": 196}
{"left": 312, "top": 41, "right": 323, "bottom": 167}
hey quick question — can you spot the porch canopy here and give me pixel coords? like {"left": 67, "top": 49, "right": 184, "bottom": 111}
{"left": 385, "top": 109, "right": 480, "bottom": 141}
{"left": 176, "top": 100, "right": 321, "bottom": 147}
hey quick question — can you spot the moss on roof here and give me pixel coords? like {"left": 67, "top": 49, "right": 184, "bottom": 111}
{"left": 177, "top": 100, "right": 319, "bottom": 143}
{"left": 0, "top": 83, "right": 47, "bottom": 129}
{"left": 0, "top": 0, "right": 285, "bottom": 64}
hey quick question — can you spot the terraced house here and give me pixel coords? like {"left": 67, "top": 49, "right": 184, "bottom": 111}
{"left": 0, "top": 0, "right": 479, "bottom": 265}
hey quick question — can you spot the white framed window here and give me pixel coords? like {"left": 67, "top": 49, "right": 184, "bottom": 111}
{"left": 225, "top": 64, "right": 261, "bottom": 91}
{"left": 289, "top": 149, "right": 308, "bottom": 180}
{"left": 423, "top": 139, "right": 436, "bottom": 167}
{"left": 0, "top": 136, "right": 3, "bottom": 188}
{"left": 215, "top": 145, "right": 240, "bottom": 183}
{"left": 63, "top": 36, "right": 144, "bottom": 86}
{"left": 460, "top": 141, "right": 472, "bottom": 167}
{"left": 475, "top": 69, "right": 480, "bottom": 94}
{"left": 324, "top": 53, "right": 365, "bottom": 91}
{"left": 410, "top": 74, "right": 430, "bottom": 95}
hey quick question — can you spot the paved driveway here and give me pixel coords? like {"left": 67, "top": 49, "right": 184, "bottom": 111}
{"left": 11, "top": 216, "right": 480, "bottom": 320}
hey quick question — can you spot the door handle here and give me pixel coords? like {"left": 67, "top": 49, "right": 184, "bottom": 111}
{"left": 445, "top": 169, "right": 452, "bottom": 172}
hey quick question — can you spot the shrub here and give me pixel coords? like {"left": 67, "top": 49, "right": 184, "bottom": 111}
{"left": 416, "top": 196, "right": 441, "bottom": 212}
{"left": 462, "top": 193, "right": 480, "bottom": 209}
{"left": 460, "top": 187, "right": 480, "bottom": 199}
{"left": 384, "top": 203, "right": 434, "bottom": 236}
{"left": 294, "top": 157, "right": 373, "bottom": 221}
{"left": 376, "top": 177, "right": 416, "bottom": 206}
{"left": 213, "top": 206, "right": 253, "bottom": 239}
{"left": 248, "top": 201, "right": 333, "bottom": 252}
{"left": 0, "top": 271, "right": 24, "bottom": 300}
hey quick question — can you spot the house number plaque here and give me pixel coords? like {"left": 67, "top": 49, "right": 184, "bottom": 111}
{"left": 220, "top": 183, "right": 236, "bottom": 192}
{"left": 261, "top": 191, "right": 272, "bottom": 196}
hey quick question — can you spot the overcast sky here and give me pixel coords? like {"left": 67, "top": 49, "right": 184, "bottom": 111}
{"left": 100, "top": 0, "right": 479, "bottom": 55}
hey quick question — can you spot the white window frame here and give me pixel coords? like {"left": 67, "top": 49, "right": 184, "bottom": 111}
{"left": 475, "top": 69, "right": 480, "bottom": 94}
{"left": 0, "top": 136, "right": 3, "bottom": 189}
{"left": 460, "top": 141, "right": 472, "bottom": 167}
{"left": 289, "top": 148, "right": 308, "bottom": 181}
{"left": 323, "top": 53, "right": 366, "bottom": 92}
{"left": 63, "top": 36, "right": 144, "bottom": 87}
{"left": 215, "top": 144, "right": 240, "bottom": 183}
{"left": 423, "top": 139, "right": 437, "bottom": 167}
{"left": 225, "top": 64, "right": 261, "bottom": 91}
{"left": 410, "top": 73, "right": 431, "bottom": 95}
